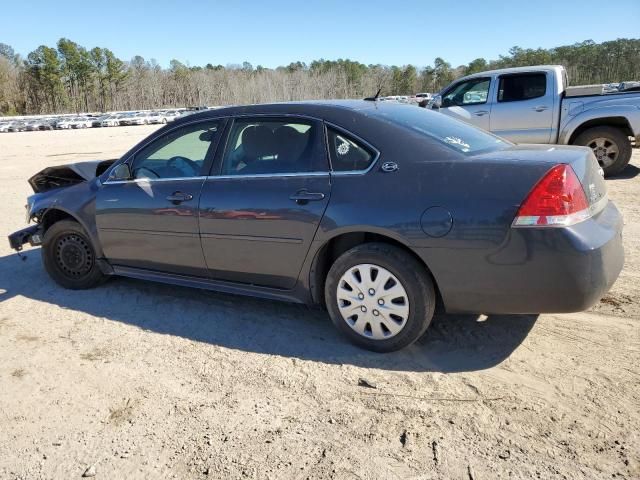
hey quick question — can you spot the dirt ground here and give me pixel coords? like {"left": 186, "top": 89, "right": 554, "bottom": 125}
{"left": 0, "top": 125, "right": 638, "bottom": 480}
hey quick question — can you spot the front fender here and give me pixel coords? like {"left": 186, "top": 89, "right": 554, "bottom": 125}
{"left": 559, "top": 104, "right": 640, "bottom": 144}
{"left": 30, "top": 180, "right": 103, "bottom": 257}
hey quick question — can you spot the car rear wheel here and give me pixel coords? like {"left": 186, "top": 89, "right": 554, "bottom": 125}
{"left": 573, "top": 126, "right": 632, "bottom": 177}
{"left": 325, "top": 243, "right": 436, "bottom": 352}
{"left": 42, "top": 220, "right": 105, "bottom": 290}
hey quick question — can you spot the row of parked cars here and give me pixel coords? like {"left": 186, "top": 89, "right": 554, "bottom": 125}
{"left": 0, "top": 109, "right": 192, "bottom": 133}
{"left": 378, "top": 93, "right": 433, "bottom": 106}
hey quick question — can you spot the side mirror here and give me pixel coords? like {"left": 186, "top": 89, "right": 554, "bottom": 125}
{"left": 430, "top": 95, "right": 442, "bottom": 109}
{"left": 198, "top": 127, "right": 217, "bottom": 142}
{"left": 109, "top": 163, "right": 132, "bottom": 181}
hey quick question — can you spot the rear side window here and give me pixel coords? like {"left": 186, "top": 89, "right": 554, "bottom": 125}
{"left": 221, "top": 118, "right": 326, "bottom": 175}
{"left": 498, "top": 73, "right": 546, "bottom": 102}
{"left": 327, "top": 128, "right": 376, "bottom": 172}
{"left": 374, "top": 105, "right": 509, "bottom": 155}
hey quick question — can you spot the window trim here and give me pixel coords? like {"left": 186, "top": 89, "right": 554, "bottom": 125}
{"left": 324, "top": 122, "right": 380, "bottom": 176}
{"left": 214, "top": 115, "right": 330, "bottom": 178}
{"left": 441, "top": 77, "right": 491, "bottom": 107}
{"left": 104, "top": 176, "right": 207, "bottom": 185}
{"left": 103, "top": 117, "right": 228, "bottom": 184}
{"left": 496, "top": 72, "right": 547, "bottom": 103}
{"left": 206, "top": 171, "right": 330, "bottom": 181}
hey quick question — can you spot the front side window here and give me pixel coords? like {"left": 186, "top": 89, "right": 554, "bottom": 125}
{"left": 221, "top": 118, "right": 325, "bottom": 175}
{"left": 327, "top": 128, "right": 376, "bottom": 172}
{"left": 131, "top": 121, "right": 220, "bottom": 179}
{"left": 498, "top": 73, "right": 546, "bottom": 102}
{"left": 442, "top": 78, "right": 490, "bottom": 107}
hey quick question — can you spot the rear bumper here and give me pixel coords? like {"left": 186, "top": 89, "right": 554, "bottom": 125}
{"left": 421, "top": 201, "right": 624, "bottom": 314}
{"left": 8, "top": 225, "right": 42, "bottom": 251}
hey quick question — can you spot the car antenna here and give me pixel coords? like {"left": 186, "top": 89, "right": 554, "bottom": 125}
{"left": 364, "top": 88, "right": 382, "bottom": 101}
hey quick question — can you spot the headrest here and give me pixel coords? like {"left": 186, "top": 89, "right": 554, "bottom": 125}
{"left": 242, "top": 125, "right": 276, "bottom": 159}
{"left": 274, "top": 125, "right": 308, "bottom": 163}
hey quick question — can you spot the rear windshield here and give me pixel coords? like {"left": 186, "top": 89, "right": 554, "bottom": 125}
{"left": 375, "top": 105, "right": 510, "bottom": 155}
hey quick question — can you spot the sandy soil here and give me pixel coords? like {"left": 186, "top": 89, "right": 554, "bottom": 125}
{"left": 0, "top": 126, "right": 638, "bottom": 480}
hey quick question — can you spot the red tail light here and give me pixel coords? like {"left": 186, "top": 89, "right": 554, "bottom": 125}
{"left": 513, "top": 164, "right": 593, "bottom": 227}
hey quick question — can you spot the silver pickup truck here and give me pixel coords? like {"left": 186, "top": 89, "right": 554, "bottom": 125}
{"left": 429, "top": 65, "right": 640, "bottom": 175}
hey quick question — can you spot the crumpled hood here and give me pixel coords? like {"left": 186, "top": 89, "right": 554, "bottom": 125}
{"left": 28, "top": 159, "right": 116, "bottom": 193}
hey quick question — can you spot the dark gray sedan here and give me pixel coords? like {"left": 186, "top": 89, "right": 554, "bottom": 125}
{"left": 9, "top": 101, "right": 624, "bottom": 352}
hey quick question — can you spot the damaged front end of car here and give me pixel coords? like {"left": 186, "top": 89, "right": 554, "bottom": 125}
{"left": 8, "top": 159, "right": 115, "bottom": 252}
{"left": 28, "top": 159, "right": 115, "bottom": 194}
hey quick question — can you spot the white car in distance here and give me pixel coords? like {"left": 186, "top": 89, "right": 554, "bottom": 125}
{"left": 122, "top": 112, "right": 152, "bottom": 125}
{"left": 69, "top": 117, "right": 93, "bottom": 129}
{"left": 147, "top": 112, "right": 168, "bottom": 124}
{"left": 55, "top": 118, "right": 75, "bottom": 129}
{"left": 101, "top": 114, "right": 122, "bottom": 127}
{"left": 164, "top": 110, "right": 181, "bottom": 122}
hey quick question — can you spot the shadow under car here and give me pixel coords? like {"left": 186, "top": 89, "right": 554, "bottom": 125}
{"left": 0, "top": 250, "right": 538, "bottom": 373}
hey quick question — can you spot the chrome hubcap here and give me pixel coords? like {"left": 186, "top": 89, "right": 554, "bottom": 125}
{"left": 336, "top": 264, "right": 409, "bottom": 340}
{"left": 588, "top": 137, "right": 618, "bottom": 168}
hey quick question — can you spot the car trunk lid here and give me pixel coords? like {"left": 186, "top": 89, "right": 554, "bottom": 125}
{"left": 470, "top": 144, "right": 607, "bottom": 209}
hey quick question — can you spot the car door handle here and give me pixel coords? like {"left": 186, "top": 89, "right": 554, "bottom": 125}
{"left": 474, "top": 110, "right": 489, "bottom": 116}
{"left": 166, "top": 192, "right": 193, "bottom": 204}
{"left": 289, "top": 190, "right": 325, "bottom": 205}
{"left": 533, "top": 105, "right": 549, "bottom": 112}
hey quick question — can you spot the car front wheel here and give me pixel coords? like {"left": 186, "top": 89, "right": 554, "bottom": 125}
{"left": 325, "top": 243, "right": 436, "bottom": 352}
{"left": 42, "top": 220, "right": 106, "bottom": 290}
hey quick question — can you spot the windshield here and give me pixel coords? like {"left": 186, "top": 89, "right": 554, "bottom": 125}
{"left": 375, "top": 104, "right": 510, "bottom": 155}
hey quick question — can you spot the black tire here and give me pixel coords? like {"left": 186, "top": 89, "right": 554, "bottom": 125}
{"left": 573, "top": 126, "right": 632, "bottom": 177}
{"left": 42, "top": 220, "right": 105, "bottom": 290}
{"left": 325, "top": 243, "right": 436, "bottom": 353}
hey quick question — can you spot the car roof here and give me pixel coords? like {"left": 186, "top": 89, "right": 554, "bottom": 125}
{"left": 170, "top": 100, "right": 468, "bottom": 155}
{"left": 174, "top": 99, "right": 393, "bottom": 123}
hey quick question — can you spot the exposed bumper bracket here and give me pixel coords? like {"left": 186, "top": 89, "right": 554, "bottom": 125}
{"left": 8, "top": 225, "right": 42, "bottom": 251}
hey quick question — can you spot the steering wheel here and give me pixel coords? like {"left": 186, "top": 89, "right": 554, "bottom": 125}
{"left": 133, "top": 166, "right": 160, "bottom": 179}
{"left": 167, "top": 156, "right": 200, "bottom": 175}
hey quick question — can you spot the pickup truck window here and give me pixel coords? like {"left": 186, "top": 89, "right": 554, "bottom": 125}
{"left": 442, "top": 78, "right": 490, "bottom": 107}
{"left": 498, "top": 73, "right": 546, "bottom": 102}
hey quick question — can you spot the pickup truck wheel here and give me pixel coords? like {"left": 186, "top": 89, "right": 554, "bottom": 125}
{"left": 325, "top": 243, "right": 436, "bottom": 353}
{"left": 573, "top": 126, "right": 632, "bottom": 177}
{"left": 42, "top": 220, "right": 105, "bottom": 290}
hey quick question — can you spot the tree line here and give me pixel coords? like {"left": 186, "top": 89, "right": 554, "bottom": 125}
{"left": 0, "top": 38, "right": 639, "bottom": 116}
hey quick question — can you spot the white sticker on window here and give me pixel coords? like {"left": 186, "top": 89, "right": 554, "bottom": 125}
{"left": 337, "top": 141, "right": 350, "bottom": 156}
{"left": 444, "top": 136, "right": 470, "bottom": 152}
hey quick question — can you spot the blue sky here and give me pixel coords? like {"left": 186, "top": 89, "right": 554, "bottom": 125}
{"left": 3, "top": 0, "right": 639, "bottom": 68}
